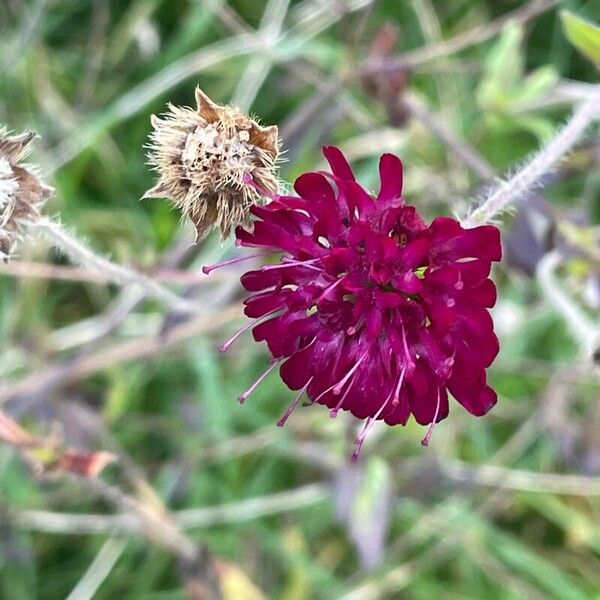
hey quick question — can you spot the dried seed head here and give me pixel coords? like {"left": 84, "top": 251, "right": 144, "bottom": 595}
{"left": 0, "top": 127, "right": 53, "bottom": 259}
{"left": 145, "top": 87, "right": 280, "bottom": 240}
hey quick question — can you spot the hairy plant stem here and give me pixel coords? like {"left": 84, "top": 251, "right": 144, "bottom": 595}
{"left": 464, "top": 87, "right": 600, "bottom": 228}
{"left": 30, "top": 218, "right": 200, "bottom": 314}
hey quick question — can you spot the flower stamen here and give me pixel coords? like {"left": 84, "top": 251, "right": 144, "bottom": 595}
{"left": 242, "top": 171, "right": 280, "bottom": 201}
{"left": 329, "top": 371, "right": 360, "bottom": 418}
{"left": 316, "top": 275, "right": 347, "bottom": 304}
{"left": 219, "top": 309, "right": 281, "bottom": 353}
{"left": 238, "top": 359, "right": 282, "bottom": 404}
{"left": 202, "top": 252, "right": 271, "bottom": 274}
{"left": 332, "top": 352, "right": 367, "bottom": 395}
{"left": 392, "top": 367, "right": 406, "bottom": 405}
{"left": 351, "top": 374, "right": 402, "bottom": 461}
{"left": 400, "top": 322, "right": 415, "bottom": 372}
{"left": 261, "top": 258, "right": 323, "bottom": 272}
{"left": 421, "top": 388, "right": 442, "bottom": 447}
{"left": 277, "top": 378, "right": 313, "bottom": 426}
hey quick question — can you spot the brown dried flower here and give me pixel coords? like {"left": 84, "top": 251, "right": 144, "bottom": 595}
{"left": 0, "top": 127, "right": 53, "bottom": 258}
{"left": 145, "top": 87, "right": 280, "bottom": 240}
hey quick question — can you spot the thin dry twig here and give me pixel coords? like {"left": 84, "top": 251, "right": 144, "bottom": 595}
{"left": 0, "top": 304, "right": 241, "bottom": 405}
{"left": 13, "top": 483, "right": 329, "bottom": 536}
{"left": 402, "top": 93, "right": 495, "bottom": 179}
{"left": 0, "top": 260, "right": 216, "bottom": 286}
{"left": 63, "top": 474, "right": 223, "bottom": 600}
{"left": 71, "top": 475, "right": 197, "bottom": 558}
{"left": 47, "top": 230, "right": 199, "bottom": 352}
{"left": 442, "top": 459, "right": 600, "bottom": 496}
{"left": 361, "top": 0, "right": 558, "bottom": 73}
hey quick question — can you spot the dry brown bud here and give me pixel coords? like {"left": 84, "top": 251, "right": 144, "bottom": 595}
{"left": 145, "top": 87, "right": 280, "bottom": 241}
{"left": 0, "top": 127, "right": 53, "bottom": 259}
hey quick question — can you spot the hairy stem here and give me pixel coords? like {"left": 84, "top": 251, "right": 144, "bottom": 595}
{"left": 30, "top": 218, "right": 200, "bottom": 314}
{"left": 464, "top": 86, "right": 600, "bottom": 228}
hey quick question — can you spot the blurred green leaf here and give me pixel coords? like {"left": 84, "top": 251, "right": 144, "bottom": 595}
{"left": 484, "top": 522, "right": 590, "bottom": 600}
{"left": 191, "top": 341, "right": 231, "bottom": 439}
{"left": 477, "top": 24, "right": 524, "bottom": 111}
{"left": 515, "top": 66, "right": 560, "bottom": 106}
{"left": 560, "top": 10, "right": 600, "bottom": 65}
{"left": 478, "top": 24, "right": 558, "bottom": 119}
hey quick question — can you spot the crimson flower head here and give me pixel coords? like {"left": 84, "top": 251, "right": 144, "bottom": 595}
{"left": 214, "top": 147, "right": 501, "bottom": 459}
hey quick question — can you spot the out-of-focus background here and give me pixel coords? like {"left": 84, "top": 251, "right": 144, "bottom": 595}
{"left": 1, "top": 0, "right": 600, "bottom": 598}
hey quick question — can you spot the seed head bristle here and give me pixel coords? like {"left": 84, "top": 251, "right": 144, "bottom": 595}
{"left": 0, "top": 127, "right": 53, "bottom": 259}
{"left": 144, "top": 87, "right": 280, "bottom": 241}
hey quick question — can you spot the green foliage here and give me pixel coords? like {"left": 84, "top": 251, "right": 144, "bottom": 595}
{"left": 477, "top": 24, "right": 558, "bottom": 141}
{"left": 561, "top": 10, "right": 600, "bottom": 65}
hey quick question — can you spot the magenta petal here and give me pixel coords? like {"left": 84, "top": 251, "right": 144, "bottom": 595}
{"left": 458, "top": 303, "right": 494, "bottom": 336}
{"left": 458, "top": 260, "right": 492, "bottom": 285}
{"left": 455, "top": 226, "right": 502, "bottom": 262}
{"left": 241, "top": 269, "right": 282, "bottom": 291}
{"left": 391, "top": 272, "right": 422, "bottom": 294}
{"left": 244, "top": 290, "right": 288, "bottom": 317}
{"left": 401, "top": 237, "right": 430, "bottom": 269}
{"left": 417, "top": 329, "right": 451, "bottom": 379}
{"left": 280, "top": 344, "right": 315, "bottom": 389}
{"left": 429, "top": 216, "right": 462, "bottom": 240}
{"left": 409, "top": 383, "right": 449, "bottom": 426}
{"left": 449, "top": 373, "right": 497, "bottom": 417}
{"left": 425, "top": 262, "right": 491, "bottom": 292}
{"left": 365, "top": 308, "right": 383, "bottom": 338}
{"left": 342, "top": 180, "right": 374, "bottom": 216}
{"left": 430, "top": 218, "right": 502, "bottom": 263}
{"left": 408, "top": 360, "right": 428, "bottom": 396}
{"left": 377, "top": 153, "right": 403, "bottom": 201}
{"left": 373, "top": 290, "right": 405, "bottom": 309}
{"left": 294, "top": 172, "right": 336, "bottom": 204}
{"left": 384, "top": 392, "right": 411, "bottom": 425}
{"left": 465, "top": 330, "right": 499, "bottom": 368}
{"left": 235, "top": 225, "right": 265, "bottom": 248}
{"left": 450, "top": 345, "right": 484, "bottom": 384}
{"left": 455, "top": 306, "right": 499, "bottom": 367}
{"left": 322, "top": 145, "right": 355, "bottom": 181}
{"left": 321, "top": 247, "right": 355, "bottom": 271}
{"left": 398, "top": 206, "right": 426, "bottom": 231}
{"left": 252, "top": 315, "right": 280, "bottom": 342}
{"left": 468, "top": 279, "right": 497, "bottom": 307}
{"left": 343, "top": 361, "right": 386, "bottom": 419}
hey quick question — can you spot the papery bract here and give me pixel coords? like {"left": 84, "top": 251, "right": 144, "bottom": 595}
{"left": 145, "top": 88, "right": 279, "bottom": 240}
